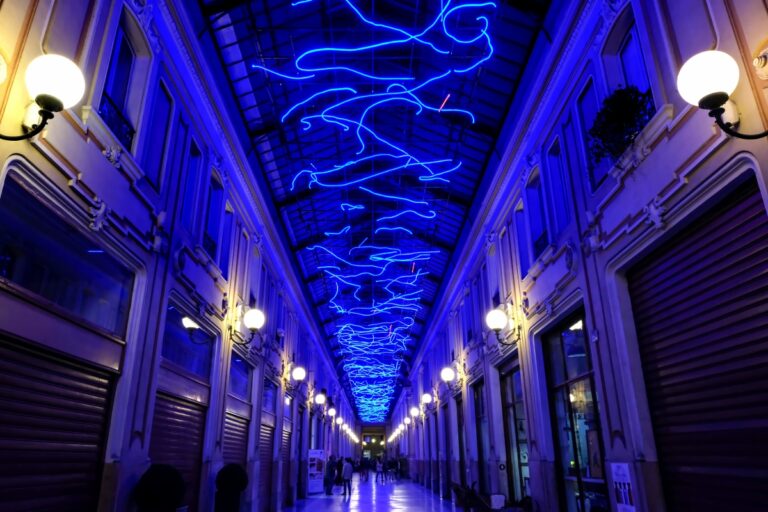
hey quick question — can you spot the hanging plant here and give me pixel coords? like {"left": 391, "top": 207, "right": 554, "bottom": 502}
{"left": 588, "top": 85, "right": 655, "bottom": 164}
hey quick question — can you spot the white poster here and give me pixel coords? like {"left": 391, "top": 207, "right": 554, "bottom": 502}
{"left": 611, "top": 463, "right": 636, "bottom": 512}
{"left": 307, "top": 449, "right": 326, "bottom": 494}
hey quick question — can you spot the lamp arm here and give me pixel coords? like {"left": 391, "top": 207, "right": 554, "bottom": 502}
{"left": 0, "top": 110, "right": 54, "bottom": 141}
{"left": 710, "top": 108, "right": 768, "bottom": 140}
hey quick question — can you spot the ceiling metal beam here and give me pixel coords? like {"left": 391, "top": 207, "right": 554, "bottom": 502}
{"left": 201, "top": 0, "right": 251, "bottom": 16}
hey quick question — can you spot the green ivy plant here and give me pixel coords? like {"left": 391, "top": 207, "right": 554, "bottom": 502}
{"left": 588, "top": 86, "right": 655, "bottom": 164}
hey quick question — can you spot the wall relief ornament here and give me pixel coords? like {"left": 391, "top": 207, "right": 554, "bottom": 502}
{"left": 643, "top": 197, "right": 666, "bottom": 230}
{"left": 102, "top": 146, "right": 122, "bottom": 169}
{"left": 89, "top": 199, "right": 109, "bottom": 231}
{"left": 582, "top": 210, "right": 602, "bottom": 254}
{"left": 151, "top": 211, "right": 169, "bottom": 253}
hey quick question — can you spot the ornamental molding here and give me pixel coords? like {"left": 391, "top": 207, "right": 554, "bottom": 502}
{"left": 643, "top": 197, "right": 666, "bottom": 230}
{"left": 89, "top": 199, "right": 109, "bottom": 231}
{"left": 102, "top": 146, "right": 122, "bottom": 169}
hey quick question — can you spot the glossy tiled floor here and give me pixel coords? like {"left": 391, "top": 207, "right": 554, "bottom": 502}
{"left": 282, "top": 476, "right": 458, "bottom": 512}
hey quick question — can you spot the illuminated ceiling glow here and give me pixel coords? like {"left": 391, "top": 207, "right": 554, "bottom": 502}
{"left": 201, "top": 0, "right": 551, "bottom": 422}
{"left": 258, "top": 0, "right": 494, "bottom": 422}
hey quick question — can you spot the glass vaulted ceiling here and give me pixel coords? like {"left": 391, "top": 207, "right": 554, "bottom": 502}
{"left": 197, "top": 0, "right": 554, "bottom": 422}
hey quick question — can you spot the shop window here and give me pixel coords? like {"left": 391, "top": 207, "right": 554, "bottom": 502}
{"left": 525, "top": 171, "right": 549, "bottom": 259}
{"left": 229, "top": 351, "right": 251, "bottom": 400}
{"left": 502, "top": 368, "right": 530, "bottom": 501}
{"left": 142, "top": 81, "right": 173, "bottom": 188}
{"left": 544, "top": 315, "right": 608, "bottom": 512}
{"left": 546, "top": 139, "right": 571, "bottom": 236}
{"left": 0, "top": 174, "right": 134, "bottom": 335}
{"left": 161, "top": 305, "right": 213, "bottom": 380}
{"left": 284, "top": 394, "right": 293, "bottom": 420}
{"left": 473, "top": 381, "right": 491, "bottom": 495}
{"left": 514, "top": 204, "right": 530, "bottom": 277}
{"left": 263, "top": 379, "right": 278, "bottom": 414}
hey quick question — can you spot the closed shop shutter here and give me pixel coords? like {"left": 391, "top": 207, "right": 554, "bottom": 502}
{"left": 149, "top": 393, "right": 206, "bottom": 512}
{"left": 258, "top": 423, "right": 275, "bottom": 512}
{"left": 0, "top": 338, "right": 114, "bottom": 512}
{"left": 627, "top": 178, "right": 768, "bottom": 511}
{"left": 281, "top": 423, "right": 292, "bottom": 505}
{"left": 223, "top": 412, "right": 249, "bottom": 467}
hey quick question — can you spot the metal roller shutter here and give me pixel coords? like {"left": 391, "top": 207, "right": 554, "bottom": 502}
{"left": 627, "top": 178, "right": 768, "bottom": 511}
{"left": 281, "top": 423, "right": 292, "bottom": 505}
{"left": 0, "top": 339, "right": 114, "bottom": 512}
{"left": 223, "top": 412, "right": 249, "bottom": 467}
{"left": 258, "top": 423, "right": 275, "bottom": 512}
{"left": 149, "top": 393, "right": 206, "bottom": 512}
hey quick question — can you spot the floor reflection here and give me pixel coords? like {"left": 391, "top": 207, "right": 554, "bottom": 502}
{"left": 282, "top": 476, "right": 457, "bottom": 512}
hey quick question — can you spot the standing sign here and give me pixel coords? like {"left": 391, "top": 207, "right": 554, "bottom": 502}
{"left": 307, "top": 449, "right": 325, "bottom": 494}
{"left": 611, "top": 463, "right": 636, "bottom": 512}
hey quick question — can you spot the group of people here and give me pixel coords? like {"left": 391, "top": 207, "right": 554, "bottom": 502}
{"left": 323, "top": 456, "right": 355, "bottom": 496}
{"left": 324, "top": 456, "right": 406, "bottom": 496}
{"left": 359, "top": 457, "right": 402, "bottom": 483}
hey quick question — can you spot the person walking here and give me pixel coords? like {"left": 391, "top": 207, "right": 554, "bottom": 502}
{"left": 375, "top": 458, "right": 384, "bottom": 483}
{"left": 342, "top": 458, "right": 353, "bottom": 497}
{"left": 323, "top": 456, "right": 336, "bottom": 496}
{"left": 335, "top": 457, "right": 344, "bottom": 492}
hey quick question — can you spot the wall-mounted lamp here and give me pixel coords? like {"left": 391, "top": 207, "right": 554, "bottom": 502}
{"left": 327, "top": 407, "right": 337, "bottom": 418}
{"left": 404, "top": 416, "right": 412, "bottom": 426}
{"left": 283, "top": 363, "right": 306, "bottom": 394}
{"left": 677, "top": 50, "right": 768, "bottom": 139}
{"left": 310, "top": 387, "right": 327, "bottom": 417}
{"left": 485, "top": 306, "right": 521, "bottom": 345}
{"left": 0, "top": 54, "right": 85, "bottom": 141}
{"left": 440, "top": 364, "right": 464, "bottom": 394}
{"left": 409, "top": 406, "right": 420, "bottom": 418}
{"left": 181, "top": 316, "right": 210, "bottom": 344}
{"left": 232, "top": 307, "right": 282, "bottom": 354}
{"left": 421, "top": 392, "right": 436, "bottom": 413}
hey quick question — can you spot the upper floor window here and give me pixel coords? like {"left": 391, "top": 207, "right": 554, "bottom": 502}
{"left": 514, "top": 204, "right": 530, "bottom": 277}
{"left": 525, "top": 171, "right": 549, "bottom": 259}
{"left": 618, "top": 28, "right": 650, "bottom": 94}
{"left": 99, "top": 25, "right": 135, "bottom": 148}
{"left": 0, "top": 173, "right": 134, "bottom": 335}
{"left": 546, "top": 139, "right": 571, "bottom": 236}
{"left": 203, "top": 176, "right": 224, "bottom": 259}
{"left": 577, "top": 80, "right": 612, "bottom": 190}
{"left": 98, "top": 10, "right": 151, "bottom": 152}
{"left": 142, "top": 81, "right": 174, "bottom": 189}
{"left": 248, "top": 247, "right": 262, "bottom": 308}
{"left": 180, "top": 139, "right": 203, "bottom": 230}
{"left": 219, "top": 208, "right": 234, "bottom": 281}
{"left": 602, "top": 8, "right": 653, "bottom": 98}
